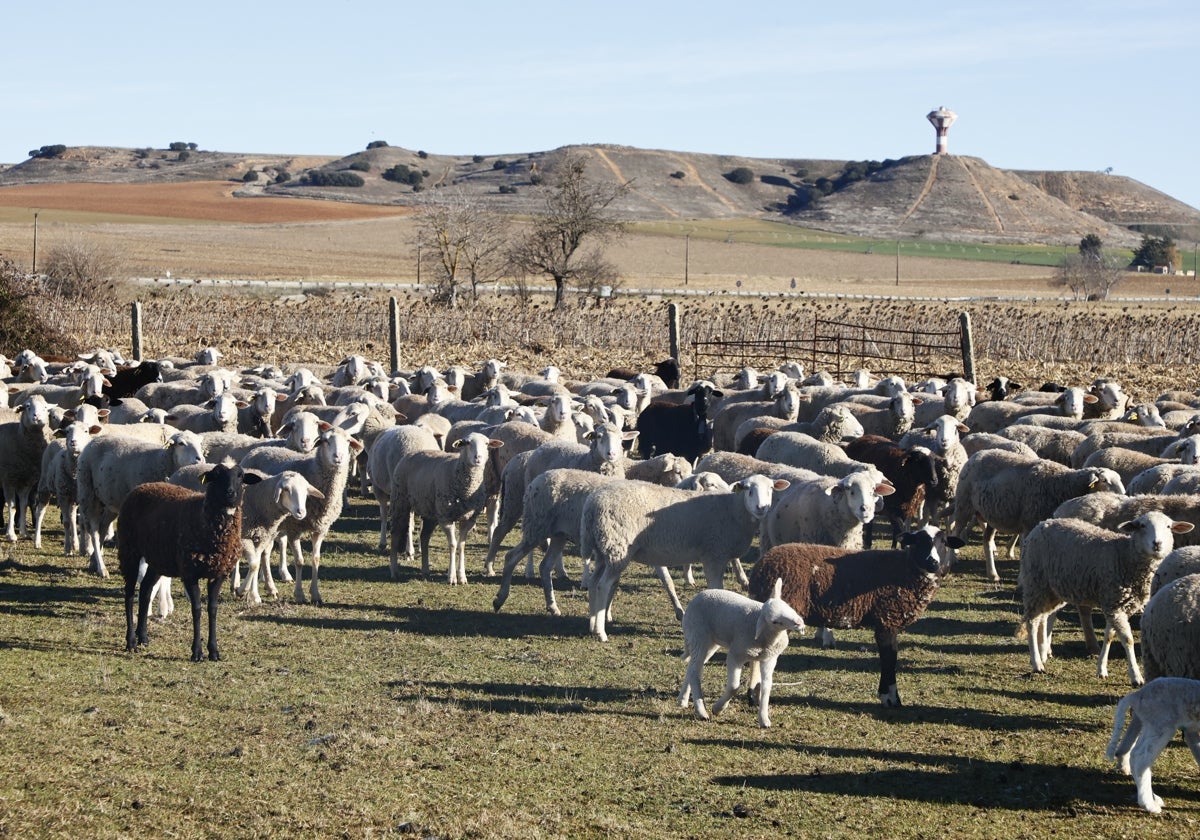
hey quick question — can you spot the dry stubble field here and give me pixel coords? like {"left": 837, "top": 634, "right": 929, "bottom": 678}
{"left": 2, "top": 184, "right": 1200, "bottom": 839}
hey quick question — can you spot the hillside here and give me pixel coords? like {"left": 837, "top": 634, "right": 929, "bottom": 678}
{"left": 2, "top": 143, "right": 1197, "bottom": 247}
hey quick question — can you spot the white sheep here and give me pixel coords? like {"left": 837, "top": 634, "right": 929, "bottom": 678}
{"left": 753, "top": 431, "right": 875, "bottom": 478}
{"left": 736, "top": 403, "right": 865, "bottom": 452}
{"left": 839, "top": 392, "right": 917, "bottom": 440}
{"left": 1105, "top": 676, "right": 1200, "bottom": 813}
{"left": 678, "top": 578, "right": 805, "bottom": 728}
{"left": 1140, "top": 573, "right": 1200, "bottom": 682}
{"left": 76, "top": 428, "right": 207, "bottom": 578}
{"left": 950, "top": 449, "right": 1126, "bottom": 581}
{"left": 1150, "top": 545, "right": 1200, "bottom": 596}
{"left": 580, "top": 474, "right": 789, "bottom": 642}
{"left": 0, "top": 394, "right": 52, "bottom": 542}
{"left": 32, "top": 420, "right": 103, "bottom": 553}
{"left": 760, "top": 470, "right": 896, "bottom": 554}
{"left": 366, "top": 424, "right": 442, "bottom": 556}
{"left": 711, "top": 382, "right": 802, "bottom": 451}
{"left": 1018, "top": 511, "right": 1192, "bottom": 685}
{"left": 964, "top": 385, "right": 1093, "bottom": 433}
{"left": 389, "top": 432, "right": 503, "bottom": 584}
{"left": 165, "top": 392, "right": 244, "bottom": 435}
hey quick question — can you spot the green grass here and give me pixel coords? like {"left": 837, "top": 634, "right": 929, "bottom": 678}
{"left": 624, "top": 219, "right": 1142, "bottom": 269}
{"left": 1, "top": 495, "right": 1196, "bottom": 838}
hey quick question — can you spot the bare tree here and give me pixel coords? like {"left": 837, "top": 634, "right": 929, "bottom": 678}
{"left": 509, "top": 153, "right": 629, "bottom": 309}
{"left": 40, "top": 235, "right": 125, "bottom": 303}
{"left": 1053, "top": 250, "right": 1126, "bottom": 301}
{"left": 418, "top": 191, "right": 511, "bottom": 306}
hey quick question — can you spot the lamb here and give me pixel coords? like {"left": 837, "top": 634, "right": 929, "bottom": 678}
{"left": 760, "top": 470, "right": 896, "bottom": 554}
{"left": 459, "top": 358, "right": 506, "bottom": 401}
{"left": 838, "top": 392, "right": 917, "bottom": 440}
{"left": 389, "top": 432, "right": 502, "bottom": 584}
{"left": 238, "top": 425, "right": 362, "bottom": 604}
{"left": 581, "top": 474, "right": 789, "bottom": 641}
{"left": 76, "top": 429, "right": 208, "bottom": 578}
{"left": 1105, "top": 677, "right": 1200, "bottom": 813}
{"left": 536, "top": 392, "right": 579, "bottom": 441}
{"left": 170, "top": 466, "right": 328, "bottom": 606}
{"left": 677, "top": 578, "right": 805, "bottom": 728}
{"left": 736, "top": 403, "right": 866, "bottom": 451}
{"left": 0, "top": 394, "right": 52, "bottom": 542}
{"left": 635, "top": 381, "right": 723, "bottom": 462}
{"left": 102, "top": 360, "right": 162, "bottom": 401}
{"left": 32, "top": 420, "right": 103, "bottom": 553}
{"left": 748, "top": 525, "right": 964, "bottom": 706}
{"left": 1140, "top": 573, "right": 1200, "bottom": 682}
{"left": 949, "top": 449, "right": 1126, "bottom": 581}
{"left": 1018, "top": 511, "right": 1192, "bottom": 685}
{"left": 120, "top": 463, "right": 260, "bottom": 660}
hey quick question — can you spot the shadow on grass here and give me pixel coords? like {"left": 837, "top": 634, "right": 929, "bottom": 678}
{"left": 240, "top": 604, "right": 589, "bottom": 639}
{"left": 386, "top": 677, "right": 661, "bottom": 716}
{"left": 701, "top": 739, "right": 1163, "bottom": 810}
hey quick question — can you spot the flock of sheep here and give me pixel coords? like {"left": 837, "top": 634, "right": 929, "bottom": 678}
{"left": 4, "top": 345, "right": 1200, "bottom": 814}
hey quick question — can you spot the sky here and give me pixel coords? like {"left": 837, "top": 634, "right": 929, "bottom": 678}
{"left": 4, "top": 1, "right": 1199, "bottom": 210}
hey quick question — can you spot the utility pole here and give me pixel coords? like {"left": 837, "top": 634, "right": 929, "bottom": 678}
{"left": 684, "top": 234, "right": 689, "bottom": 286}
{"left": 895, "top": 239, "right": 900, "bottom": 286}
{"left": 32, "top": 211, "right": 39, "bottom": 274}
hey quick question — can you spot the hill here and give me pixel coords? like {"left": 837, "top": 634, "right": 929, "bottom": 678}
{"left": 2, "top": 143, "right": 1196, "bottom": 247}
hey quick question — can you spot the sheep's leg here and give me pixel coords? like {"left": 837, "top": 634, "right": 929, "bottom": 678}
{"left": 374, "top": 493, "right": 389, "bottom": 554}
{"left": 729, "top": 556, "right": 750, "bottom": 589}
{"left": 684, "top": 564, "right": 696, "bottom": 586}
{"left": 712, "top": 660, "right": 744, "bottom": 717}
{"left": 60, "top": 502, "right": 78, "bottom": 555}
{"left": 522, "top": 538, "right": 549, "bottom": 581}
{"left": 443, "top": 523, "right": 464, "bottom": 585}
{"left": 308, "top": 535, "right": 325, "bottom": 606}
{"left": 494, "top": 538, "right": 533, "bottom": 612}
{"left": 205, "top": 577, "right": 223, "bottom": 661}
{"left": 260, "top": 548, "right": 278, "bottom": 600}
{"left": 1043, "top": 612, "right": 1057, "bottom": 661}
{"left": 290, "top": 537, "right": 308, "bottom": 604}
{"left": 125, "top": 567, "right": 149, "bottom": 650}
{"left": 32, "top": 494, "right": 49, "bottom": 549}
{"left": 418, "top": 518, "right": 437, "bottom": 577}
{"left": 388, "top": 501, "right": 414, "bottom": 580}
{"left": 1078, "top": 605, "right": 1100, "bottom": 657}
{"left": 151, "top": 577, "right": 174, "bottom": 618}
{"left": 1100, "top": 612, "right": 1143, "bottom": 686}
{"left": 275, "top": 534, "right": 294, "bottom": 583}
{"left": 87, "top": 511, "right": 111, "bottom": 578}
{"left": 1130, "top": 725, "right": 1173, "bottom": 813}
{"left": 540, "top": 535, "right": 569, "bottom": 616}
{"left": 2, "top": 494, "right": 15, "bottom": 542}
{"left": 460, "top": 514, "right": 480, "bottom": 581}
{"left": 817, "top": 628, "right": 836, "bottom": 649}
{"left": 653, "top": 566, "right": 685, "bottom": 621}
{"left": 1186, "top": 727, "right": 1200, "bottom": 768}
{"left": 1026, "top": 615, "right": 1043, "bottom": 673}
{"left": 755, "top": 655, "right": 778, "bottom": 728}
{"left": 875, "top": 628, "right": 901, "bottom": 707}
{"left": 484, "top": 496, "right": 518, "bottom": 578}
{"left": 175, "top": 575, "right": 203, "bottom": 661}
{"left": 588, "top": 562, "right": 621, "bottom": 642}
{"left": 238, "top": 545, "right": 263, "bottom": 606}
{"left": 982, "top": 524, "right": 1000, "bottom": 581}
{"left": 680, "top": 644, "right": 719, "bottom": 719}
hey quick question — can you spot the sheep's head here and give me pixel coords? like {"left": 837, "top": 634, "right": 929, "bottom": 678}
{"left": 587, "top": 423, "right": 634, "bottom": 462}
{"left": 757, "top": 577, "right": 805, "bottom": 639}
{"left": 275, "top": 471, "right": 325, "bottom": 520}
{"left": 1117, "top": 511, "right": 1194, "bottom": 559}
{"left": 451, "top": 432, "right": 502, "bottom": 468}
{"left": 16, "top": 394, "right": 50, "bottom": 431}
{"left": 899, "top": 525, "right": 965, "bottom": 576}
{"left": 1085, "top": 467, "right": 1126, "bottom": 496}
{"left": 828, "top": 474, "right": 895, "bottom": 524}
{"left": 732, "top": 474, "right": 788, "bottom": 520}
{"left": 198, "top": 461, "right": 260, "bottom": 514}
{"left": 166, "top": 431, "right": 206, "bottom": 469}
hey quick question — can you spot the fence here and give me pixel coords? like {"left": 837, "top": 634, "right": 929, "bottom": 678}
{"left": 692, "top": 312, "right": 975, "bottom": 384}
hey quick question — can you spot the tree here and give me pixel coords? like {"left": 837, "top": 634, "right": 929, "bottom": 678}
{"left": 0, "top": 257, "right": 77, "bottom": 354}
{"left": 1052, "top": 250, "right": 1125, "bottom": 301}
{"left": 418, "top": 191, "right": 510, "bottom": 306}
{"left": 40, "top": 237, "right": 125, "bottom": 303}
{"left": 725, "top": 167, "right": 754, "bottom": 184}
{"left": 1080, "top": 233, "right": 1103, "bottom": 257}
{"left": 508, "top": 154, "right": 628, "bottom": 309}
{"left": 1131, "top": 234, "right": 1179, "bottom": 271}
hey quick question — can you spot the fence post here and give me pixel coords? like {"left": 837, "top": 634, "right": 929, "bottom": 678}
{"left": 668, "top": 303, "right": 681, "bottom": 362}
{"left": 959, "top": 311, "right": 976, "bottom": 384}
{"left": 131, "top": 301, "right": 143, "bottom": 362}
{"left": 389, "top": 296, "right": 401, "bottom": 376}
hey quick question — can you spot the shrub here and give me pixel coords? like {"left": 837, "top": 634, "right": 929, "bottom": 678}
{"left": 493, "top": 159, "right": 509, "bottom": 171}
{"left": 417, "top": 150, "right": 428, "bottom": 159}
{"left": 0, "top": 257, "right": 79, "bottom": 355}
{"left": 176, "top": 150, "right": 190, "bottom": 162}
{"left": 134, "top": 148, "right": 151, "bottom": 159}
{"left": 366, "top": 140, "right": 389, "bottom": 150}
{"left": 168, "top": 141, "right": 191, "bottom": 152}
{"left": 27, "top": 144, "right": 67, "bottom": 160}
{"left": 498, "top": 184, "right": 517, "bottom": 194}
{"left": 382, "top": 164, "right": 423, "bottom": 188}
{"left": 349, "top": 160, "right": 371, "bottom": 172}
{"left": 472, "top": 155, "right": 485, "bottom": 164}
{"left": 530, "top": 172, "right": 544, "bottom": 186}
{"left": 669, "top": 171, "right": 685, "bottom": 179}
{"left": 274, "top": 170, "right": 291, "bottom": 184}
{"left": 242, "top": 169, "right": 259, "bottom": 182}
{"left": 724, "top": 167, "right": 754, "bottom": 184}
{"left": 39, "top": 237, "right": 125, "bottom": 304}
{"left": 303, "top": 170, "right": 365, "bottom": 187}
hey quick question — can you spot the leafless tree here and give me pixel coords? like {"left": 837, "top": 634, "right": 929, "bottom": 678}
{"left": 508, "top": 153, "right": 629, "bottom": 309}
{"left": 40, "top": 235, "right": 124, "bottom": 303}
{"left": 1052, "top": 251, "right": 1126, "bottom": 301}
{"left": 418, "top": 191, "right": 511, "bottom": 306}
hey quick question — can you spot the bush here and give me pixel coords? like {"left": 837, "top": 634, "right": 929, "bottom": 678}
{"left": 724, "top": 167, "right": 754, "bottom": 185}
{"left": 274, "top": 170, "right": 291, "bottom": 184}
{"left": 176, "top": 150, "right": 190, "bottom": 162}
{"left": 493, "top": 159, "right": 509, "bottom": 171}
{"left": 417, "top": 150, "right": 428, "bottom": 159}
{"left": 382, "top": 164, "right": 423, "bottom": 188}
{"left": 243, "top": 169, "right": 259, "bottom": 182}
{"left": 669, "top": 171, "right": 685, "bottom": 179}
{"left": 0, "top": 258, "right": 79, "bottom": 355}
{"left": 498, "top": 184, "right": 517, "bottom": 194}
{"left": 348, "top": 160, "right": 371, "bottom": 172}
{"left": 472, "top": 155, "right": 485, "bottom": 164}
{"left": 27, "top": 144, "right": 67, "bottom": 160}
{"left": 39, "top": 237, "right": 124, "bottom": 304}
{"left": 134, "top": 148, "right": 151, "bottom": 159}
{"left": 303, "top": 170, "right": 365, "bottom": 187}
{"left": 530, "top": 173, "right": 544, "bottom": 186}
{"left": 366, "top": 140, "right": 389, "bottom": 150}
{"left": 168, "top": 141, "right": 192, "bottom": 152}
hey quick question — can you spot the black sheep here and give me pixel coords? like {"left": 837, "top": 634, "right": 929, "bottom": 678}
{"left": 104, "top": 360, "right": 163, "bottom": 401}
{"left": 120, "top": 462, "right": 260, "bottom": 661}
{"left": 605, "top": 358, "right": 682, "bottom": 390}
{"left": 844, "top": 434, "right": 942, "bottom": 547}
{"left": 749, "top": 526, "right": 965, "bottom": 707}
{"left": 636, "top": 381, "right": 723, "bottom": 462}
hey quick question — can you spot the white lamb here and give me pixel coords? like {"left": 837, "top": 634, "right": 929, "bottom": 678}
{"left": 1018, "top": 510, "right": 1192, "bottom": 685}
{"left": 678, "top": 578, "right": 805, "bottom": 728}
{"left": 1105, "top": 677, "right": 1200, "bottom": 813}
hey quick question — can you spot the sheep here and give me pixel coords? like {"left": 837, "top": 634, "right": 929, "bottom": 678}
{"left": 165, "top": 392, "right": 244, "bottom": 435}
{"left": 1162, "top": 470, "right": 1200, "bottom": 496}
{"left": 170, "top": 466, "right": 328, "bottom": 606}
{"left": 1141, "top": 574, "right": 1200, "bottom": 683}
{"left": 949, "top": 449, "right": 1126, "bottom": 581}
{"left": 76, "top": 428, "right": 207, "bottom": 578}
{"left": 11, "top": 365, "right": 109, "bottom": 411}
{"left": 711, "top": 382, "right": 802, "bottom": 451}
{"left": 911, "top": 377, "right": 976, "bottom": 426}
{"left": 104, "top": 396, "right": 161, "bottom": 425}
{"left": 491, "top": 464, "right": 706, "bottom": 616}
{"left": 738, "top": 403, "right": 866, "bottom": 450}
{"left": 536, "top": 392, "right": 578, "bottom": 441}
{"left": 1052, "top": 492, "right": 1200, "bottom": 551}
{"left": 1079, "top": 439, "right": 1200, "bottom": 488}
{"left": 0, "top": 395, "right": 52, "bottom": 542}
{"left": 838, "top": 392, "right": 917, "bottom": 440}
{"left": 604, "top": 358, "right": 682, "bottom": 390}
{"left": 1150, "top": 546, "right": 1200, "bottom": 596}
{"left": 1128, "top": 464, "right": 1200, "bottom": 495}
{"left": 982, "top": 376, "right": 1022, "bottom": 401}
{"left": 635, "top": 381, "right": 723, "bottom": 462}
{"left": 388, "top": 432, "right": 502, "bottom": 584}
{"left": 844, "top": 435, "right": 943, "bottom": 547}
{"left": 694, "top": 450, "right": 828, "bottom": 488}
{"left": 238, "top": 425, "right": 362, "bottom": 604}
{"left": 760, "top": 470, "right": 896, "bottom": 554}
{"left": 136, "top": 369, "right": 232, "bottom": 409}
{"left": 1069, "top": 428, "right": 1182, "bottom": 468}
{"left": 797, "top": 375, "right": 907, "bottom": 418}
{"left": 748, "top": 525, "right": 965, "bottom": 706}
{"left": 1018, "top": 511, "right": 1192, "bottom": 685}
{"left": 1105, "top": 676, "right": 1200, "bottom": 814}
{"left": 754, "top": 431, "right": 874, "bottom": 479}
{"left": 581, "top": 474, "right": 790, "bottom": 641}
{"left": 998, "top": 425, "right": 1087, "bottom": 465}
{"left": 32, "top": 420, "right": 102, "bottom": 553}
{"left": 459, "top": 359, "right": 506, "bottom": 401}
{"left": 366, "top": 424, "right": 442, "bottom": 556}
{"left": 960, "top": 432, "right": 1037, "bottom": 459}
{"left": 964, "top": 385, "right": 1094, "bottom": 433}
{"left": 120, "top": 463, "right": 261, "bottom": 661}
{"left": 677, "top": 578, "right": 805, "bottom": 728}
{"left": 102, "top": 360, "right": 162, "bottom": 401}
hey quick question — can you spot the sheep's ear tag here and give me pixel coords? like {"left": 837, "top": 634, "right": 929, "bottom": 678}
{"left": 1129, "top": 411, "right": 1139, "bottom": 421}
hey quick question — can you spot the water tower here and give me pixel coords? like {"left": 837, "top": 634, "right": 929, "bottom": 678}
{"left": 927, "top": 106, "right": 957, "bottom": 154}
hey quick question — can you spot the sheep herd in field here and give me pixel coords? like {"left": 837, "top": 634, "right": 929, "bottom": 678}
{"left": 4, "top": 345, "right": 1200, "bottom": 812}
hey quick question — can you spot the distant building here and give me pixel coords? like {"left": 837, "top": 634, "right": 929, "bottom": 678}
{"left": 927, "top": 106, "right": 958, "bottom": 155}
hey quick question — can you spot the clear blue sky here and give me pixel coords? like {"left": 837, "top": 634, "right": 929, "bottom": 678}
{"left": 5, "top": 1, "right": 1198, "bottom": 211}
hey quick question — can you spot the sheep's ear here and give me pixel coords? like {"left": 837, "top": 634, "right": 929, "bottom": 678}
{"left": 771, "top": 577, "right": 783, "bottom": 600}
{"left": 88, "top": 424, "right": 103, "bottom": 434}
{"left": 487, "top": 439, "right": 504, "bottom": 449}
{"left": 772, "top": 479, "right": 790, "bottom": 492}
{"left": 1172, "top": 521, "right": 1196, "bottom": 535}
{"left": 1082, "top": 393, "right": 1099, "bottom": 404}
{"left": 451, "top": 438, "right": 465, "bottom": 449}
{"left": 242, "top": 471, "right": 263, "bottom": 486}
{"left": 911, "top": 396, "right": 924, "bottom": 406}
{"left": 197, "top": 465, "right": 219, "bottom": 481}
{"left": 946, "top": 535, "right": 966, "bottom": 550}
{"left": 876, "top": 482, "right": 897, "bottom": 497}
{"left": 711, "top": 389, "right": 725, "bottom": 399}
{"left": 622, "top": 431, "right": 639, "bottom": 442}
{"left": 317, "top": 421, "right": 333, "bottom": 431}
{"left": 348, "top": 438, "right": 364, "bottom": 452}
{"left": 1116, "top": 519, "right": 1141, "bottom": 533}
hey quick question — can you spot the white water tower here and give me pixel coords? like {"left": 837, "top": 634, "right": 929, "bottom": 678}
{"left": 927, "top": 106, "right": 957, "bottom": 154}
